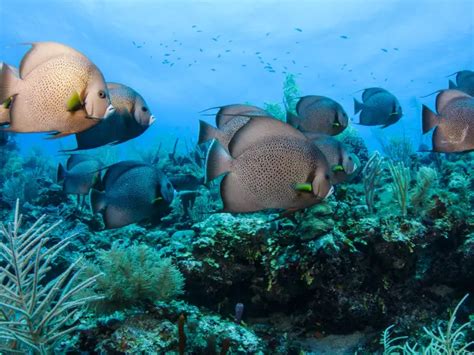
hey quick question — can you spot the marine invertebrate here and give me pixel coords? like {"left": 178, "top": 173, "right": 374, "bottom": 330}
{"left": 388, "top": 160, "right": 410, "bottom": 216}
{"left": 0, "top": 200, "right": 100, "bottom": 354}
{"left": 82, "top": 243, "right": 184, "bottom": 312}
{"left": 362, "top": 151, "right": 384, "bottom": 213}
{"left": 376, "top": 132, "right": 414, "bottom": 165}
{"left": 382, "top": 294, "right": 473, "bottom": 354}
{"left": 410, "top": 166, "right": 437, "bottom": 215}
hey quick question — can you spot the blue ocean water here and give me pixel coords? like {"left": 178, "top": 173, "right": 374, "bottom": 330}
{"left": 0, "top": 1, "right": 473, "bottom": 353}
{"left": 0, "top": 0, "right": 472, "bottom": 158}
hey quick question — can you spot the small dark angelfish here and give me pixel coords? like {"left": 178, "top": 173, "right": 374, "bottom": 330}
{"left": 448, "top": 70, "right": 474, "bottom": 96}
{"left": 198, "top": 104, "right": 268, "bottom": 150}
{"left": 306, "top": 133, "right": 358, "bottom": 185}
{"left": 287, "top": 95, "right": 349, "bottom": 136}
{"left": 422, "top": 90, "right": 474, "bottom": 153}
{"left": 90, "top": 161, "right": 175, "bottom": 229}
{"left": 70, "top": 82, "right": 155, "bottom": 151}
{"left": 353, "top": 88, "right": 402, "bottom": 128}
{"left": 205, "top": 116, "right": 333, "bottom": 213}
{"left": 57, "top": 154, "right": 102, "bottom": 204}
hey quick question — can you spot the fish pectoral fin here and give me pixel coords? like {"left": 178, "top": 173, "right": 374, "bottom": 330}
{"left": 332, "top": 165, "right": 344, "bottom": 172}
{"left": 46, "top": 131, "right": 75, "bottom": 139}
{"left": 66, "top": 91, "right": 83, "bottom": 112}
{"left": 294, "top": 182, "right": 313, "bottom": 192}
{"left": 2, "top": 96, "right": 13, "bottom": 109}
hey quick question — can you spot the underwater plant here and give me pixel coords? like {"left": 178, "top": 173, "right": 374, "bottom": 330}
{"left": 375, "top": 132, "right": 414, "bottom": 166}
{"left": 381, "top": 294, "right": 473, "bottom": 354}
{"left": 0, "top": 200, "right": 100, "bottom": 354}
{"left": 81, "top": 243, "right": 185, "bottom": 313}
{"left": 263, "top": 73, "right": 301, "bottom": 120}
{"left": 388, "top": 160, "right": 410, "bottom": 217}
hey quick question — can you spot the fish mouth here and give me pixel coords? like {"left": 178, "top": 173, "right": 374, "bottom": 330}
{"left": 149, "top": 115, "right": 156, "bottom": 126}
{"left": 104, "top": 104, "right": 116, "bottom": 118}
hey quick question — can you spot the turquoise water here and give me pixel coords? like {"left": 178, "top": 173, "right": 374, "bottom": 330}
{"left": 1, "top": 0, "right": 472, "bottom": 156}
{"left": 0, "top": 1, "right": 473, "bottom": 354}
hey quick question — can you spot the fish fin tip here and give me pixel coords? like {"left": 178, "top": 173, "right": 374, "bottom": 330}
{"left": 198, "top": 120, "right": 220, "bottom": 145}
{"left": 422, "top": 105, "right": 439, "bottom": 134}
{"left": 205, "top": 139, "right": 232, "bottom": 183}
{"left": 353, "top": 98, "right": 363, "bottom": 114}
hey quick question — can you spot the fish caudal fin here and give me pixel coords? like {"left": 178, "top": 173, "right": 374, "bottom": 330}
{"left": 353, "top": 98, "right": 364, "bottom": 115}
{"left": 422, "top": 105, "right": 439, "bottom": 134}
{"left": 205, "top": 139, "right": 232, "bottom": 183}
{"left": 448, "top": 80, "right": 457, "bottom": 89}
{"left": 89, "top": 188, "right": 107, "bottom": 214}
{"left": 57, "top": 163, "right": 66, "bottom": 183}
{"left": 286, "top": 111, "right": 301, "bottom": 128}
{"left": 0, "top": 64, "right": 20, "bottom": 102}
{"left": 198, "top": 120, "right": 220, "bottom": 145}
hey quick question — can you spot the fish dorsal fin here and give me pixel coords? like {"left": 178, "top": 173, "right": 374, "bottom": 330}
{"left": 19, "top": 42, "right": 87, "bottom": 79}
{"left": 456, "top": 70, "right": 473, "bottom": 84}
{"left": 435, "top": 90, "right": 471, "bottom": 113}
{"left": 216, "top": 104, "right": 267, "bottom": 128}
{"left": 66, "top": 154, "right": 97, "bottom": 170}
{"left": 228, "top": 116, "right": 307, "bottom": 158}
{"left": 362, "top": 87, "right": 387, "bottom": 102}
{"left": 296, "top": 95, "right": 326, "bottom": 116}
{"left": 103, "top": 160, "right": 150, "bottom": 189}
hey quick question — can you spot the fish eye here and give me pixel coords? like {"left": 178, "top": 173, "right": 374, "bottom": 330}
{"left": 142, "top": 106, "right": 148, "bottom": 113}
{"left": 325, "top": 174, "right": 330, "bottom": 180}
{"left": 348, "top": 156, "right": 353, "bottom": 161}
{"left": 98, "top": 90, "right": 106, "bottom": 99}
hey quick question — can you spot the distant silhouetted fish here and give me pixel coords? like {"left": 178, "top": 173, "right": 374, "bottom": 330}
{"left": 353, "top": 87, "right": 402, "bottom": 128}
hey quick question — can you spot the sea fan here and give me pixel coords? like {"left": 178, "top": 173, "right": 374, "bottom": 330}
{"left": 0, "top": 200, "right": 101, "bottom": 354}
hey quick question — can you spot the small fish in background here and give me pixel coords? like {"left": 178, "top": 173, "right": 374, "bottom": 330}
{"left": 205, "top": 116, "right": 333, "bottom": 213}
{"left": 306, "top": 133, "right": 358, "bottom": 185}
{"left": 422, "top": 90, "right": 474, "bottom": 153}
{"left": 448, "top": 70, "right": 474, "bottom": 96}
{"left": 90, "top": 161, "right": 175, "bottom": 229}
{"left": 381, "top": 48, "right": 388, "bottom": 52}
{"left": 57, "top": 154, "right": 103, "bottom": 207}
{"left": 287, "top": 95, "right": 349, "bottom": 136}
{"left": 340, "top": 35, "right": 348, "bottom": 39}
{"left": 0, "top": 42, "right": 115, "bottom": 137}
{"left": 198, "top": 104, "right": 269, "bottom": 151}
{"left": 353, "top": 87, "right": 403, "bottom": 128}
{"left": 295, "top": 28, "right": 303, "bottom": 32}
{"left": 70, "top": 82, "right": 155, "bottom": 151}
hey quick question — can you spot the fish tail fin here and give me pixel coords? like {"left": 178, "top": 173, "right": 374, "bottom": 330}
{"left": 205, "top": 139, "right": 232, "bottom": 183}
{"left": 353, "top": 98, "right": 364, "bottom": 114}
{"left": 286, "top": 111, "right": 301, "bottom": 128}
{"left": 198, "top": 120, "right": 220, "bottom": 145}
{"left": 57, "top": 163, "right": 66, "bottom": 183}
{"left": 90, "top": 188, "right": 107, "bottom": 214}
{"left": 0, "top": 63, "right": 20, "bottom": 102}
{"left": 448, "top": 80, "right": 457, "bottom": 89}
{"left": 422, "top": 105, "right": 439, "bottom": 134}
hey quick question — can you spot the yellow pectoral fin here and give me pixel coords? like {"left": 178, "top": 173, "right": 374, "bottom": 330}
{"left": 294, "top": 183, "right": 312, "bottom": 192}
{"left": 2, "top": 97, "right": 12, "bottom": 109}
{"left": 67, "top": 91, "right": 83, "bottom": 112}
{"left": 332, "top": 165, "right": 344, "bottom": 172}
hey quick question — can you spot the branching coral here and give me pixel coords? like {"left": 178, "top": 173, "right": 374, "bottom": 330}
{"left": 82, "top": 243, "right": 184, "bottom": 313}
{"left": 388, "top": 160, "right": 410, "bottom": 217}
{"left": 382, "top": 294, "right": 473, "bottom": 354}
{"left": 0, "top": 200, "right": 100, "bottom": 354}
{"left": 362, "top": 151, "right": 384, "bottom": 214}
